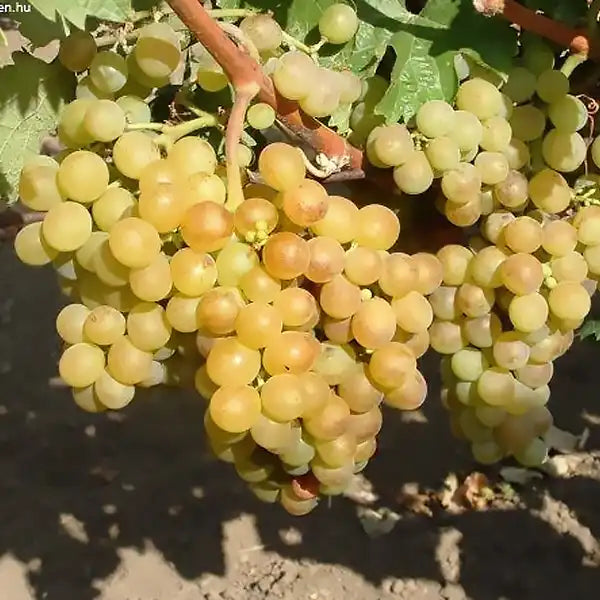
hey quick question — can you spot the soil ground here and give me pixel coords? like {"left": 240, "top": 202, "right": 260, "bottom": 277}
{"left": 1, "top": 244, "right": 599, "bottom": 600}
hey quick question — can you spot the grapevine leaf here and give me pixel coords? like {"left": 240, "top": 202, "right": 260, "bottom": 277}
{"left": 524, "top": 0, "right": 588, "bottom": 27}
{"left": 579, "top": 320, "right": 600, "bottom": 342}
{"left": 374, "top": 0, "right": 517, "bottom": 124}
{"left": 329, "top": 103, "right": 353, "bottom": 135}
{"left": 0, "top": 53, "right": 74, "bottom": 200}
{"left": 28, "top": 0, "right": 161, "bottom": 29}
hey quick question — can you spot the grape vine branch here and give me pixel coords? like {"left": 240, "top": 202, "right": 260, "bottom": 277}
{"left": 474, "top": 0, "right": 597, "bottom": 57}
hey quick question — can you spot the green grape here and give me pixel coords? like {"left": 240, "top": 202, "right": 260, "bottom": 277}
{"left": 300, "top": 70, "right": 341, "bottom": 117}
{"left": 451, "top": 348, "right": 488, "bottom": 382}
{"left": 115, "top": 95, "right": 152, "bottom": 124}
{"left": 536, "top": 69, "right": 569, "bottom": 103}
{"left": 14, "top": 222, "right": 58, "bottom": 266}
{"left": 59, "top": 343, "right": 106, "bottom": 388}
{"left": 509, "top": 104, "right": 546, "bottom": 141}
{"left": 76, "top": 75, "right": 114, "bottom": 100}
{"left": 318, "top": 3, "right": 359, "bottom": 45}
{"left": 273, "top": 51, "right": 317, "bottom": 101}
{"left": 502, "top": 66, "right": 536, "bottom": 103}
{"left": 126, "top": 52, "right": 169, "bottom": 89}
{"left": 89, "top": 51, "right": 128, "bottom": 94}
{"left": 480, "top": 116, "right": 512, "bottom": 152}
{"left": 425, "top": 137, "right": 461, "bottom": 172}
{"left": 83, "top": 99, "right": 126, "bottom": 142}
{"left": 337, "top": 70, "right": 362, "bottom": 104}
{"left": 113, "top": 131, "right": 161, "bottom": 179}
{"left": 449, "top": 110, "right": 483, "bottom": 151}
{"left": 59, "top": 30, "right": 97, "bottom": 72}
{"left": 441, "top": 162, "right": 481, "bottom": 203}
{"left": 514, "top": 438, "right": 548, "bottom": 467}
{"left": 191, "top": 43, "right": 228, "bottom": 92}
{"left": 393, "top": 150, "right": 433, "bottom": 195}
{"left": 542, "top": 129, "right": 586, "bottom": 173}
{"left": 58, "top": 99, "right": 94, "bottom": 147}
{"left": 508, "top": 292, "right": 548, "bottom": 333}
{"left": 499, "top": 93, "right": 514, "bottom": 120}
{"left": 349, "top": 101, "right": 385, "bottom": 145}
{"left": 42, "top": 201, "right": 92, "bottom": 252}
{"left": 522, "top": 37, "right": 555, "bottom": 75}
{"left": 547, "top": 95, "right": 588, "bottom": 132}
{"left": 455, "top": 78, "right": 503, "bottom": 120}
{"left": 502, "top": 137, "right": 530, "bottom": 170}
{"left": 370, "top": 124, "right": 414, "bottom": 167}
{"left": 75, "top": 231, "right": 108, "bottom": 272}
{"left": 474, "top": 151, "right": 509, "bottom": 185}
{"left": 134, "top": 22, "right": 181, "bottom": 79}
{"left": 247, "top": 103, "right": 276, "bottom": 129}
{"left": 240, "top": 14, "right": 283, "bottom": 53}
{"left": 591, "top": 136, "right": 600, "bottom": 169}
{"left": 57, "top": 150, "right": 109, "bottom": 203}
{"left": 216, "top": 241, "right": 260, "bottom": 287}
{"left": 493, "top": 169, "right": 527, "bottom": 209}
{"left": 416, "top": 100, "right": 454, "bottom": 137}
{"left": 18, "top": 159, "right": 64, "bottom": 211}
{"left": 168, "top": 136, "right": 217, "bottom": 178}
{"left": 477, "top": 367, "right": 515, "bottom": 406}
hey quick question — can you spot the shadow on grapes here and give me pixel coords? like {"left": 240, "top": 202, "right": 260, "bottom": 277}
{"left": 1, "top": 243, "right": 599, "bottom": 599}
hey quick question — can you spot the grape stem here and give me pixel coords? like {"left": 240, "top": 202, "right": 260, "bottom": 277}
{"left": 474, "top": 0, "right": 595, "bottom": 57}
{"left": 125, "top": 112, "right": 219, "bottom": 148}
{"left": 225, "top": 84, "right": 259, "bottom": 211}
{"left": 281, "top": 32, "right": 328, "bottom": 58}
{"left": 164, "top": 0, "right": 364, "bottom": 171}
{"left": 207, "top": 8, "right": 257, "bottom": 19}
{"left": 561, "top": 53, "right": 588, "bottom": 78}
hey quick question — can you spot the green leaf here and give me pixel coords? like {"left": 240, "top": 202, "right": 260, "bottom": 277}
{"left": 28, "top": 0, "right": 161, "bottom": 29}
{"left": 374, "top": 0, "right": 517, "bottom": 124}
{"left": 579, "top": 319, "right": 600, "bottom": 341}
{"left": 329, "top": 103, "right": 353, "bottom": 135}
{"left": 524, "top": 0, "right": 588, "bottom": 27}
{"left": 0, "top": 53, "right": 74, "bottom": 200}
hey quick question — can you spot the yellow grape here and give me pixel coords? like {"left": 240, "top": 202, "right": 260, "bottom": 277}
{"left": 355, "top": 204, "right": 400, "bottom": 250}
{"left": 83, "top": 305, "right": 127, "bottom": 345}
{"left": 233, "top": 197, "right": 278, "bottom": 237}
{"left": 258, "top": 143, "right": 305, "bottom": 191}
{"left": 94, "top": 239, "right": 130, "bottom": 287}
{"left": 107, "top": 334, "right": 154, "bottom": 384}
{"left": 262, "top": 331, "right": 320, "bottom": 375}
{"left": 129, "top": 253, "right": 173, "bottom": 302}
{"left": 548, "top": 282, "right": 591, "bottom": 321}
{"left": 235, "top": 302, "right": 283, "bottom": 349}
{"left": 437, "top": 245, "right": 473, "bottom": 286}
{"left": 216, "top": 242, "right": 260, "bottom": 287}
{"left": 19, "top": 159, "right": 64, "bottom": 211}
{"left": 181, "top": 201, "right": 234, "bottom": 253}
{"left": 126, "top": 303, "right": 172, "bottom": 351}
{"left": 503, "top": 217, "right": 543, "bottom": 254}
{"left": 209, "top": 385, "right": 261, "bottom": 433}
{"left": 262, "top": 232, "right": 310, "bottom": 280}
{"left": 56, "top": 303, "right": 91, "bottom": 344}
{"left": 391, "top": 291, "right": 433, "bottom": 333}
{"left": 282, "top": 179, "right": 329, "bottom": 227}
{"left": 319, "top": 274, "right": 362, "bottom": 320}
{"left": 14, "top": 222, "right": 59, "bottom": 266}
{"left": 305, "top": 236, "right": 345, "bottom": 283}
{"left": 72, "top": 385, "right": 106, "bottom": 413}
{"left": 138, "top": 182, "right": 186, "bottom": 233}
{"left": 170, "top": 247, "right": 217, "bottom": 296}
{"left": 338, "top": 364, "right": 383, "bottom": 413}
{"left": 239, "top": 265, "right": 281, "bottom": 303}
{"left": 109, "top": 217, "right": 161, "bottom": 269}
{"left": 501, "top": 253, "right": 543, "bottom": 295}
{"left": 542, "top": 220, "right": 577, "bottom": 257}
{"left": 42, "top": 201, "right": 93, "bottom": 252}
{"left": 165, "top": 294, "right": 202, "bottom": 333}
{"left": 451, "top": 348, "right": 488, "bottom": 381}
{"left": 378, "top": 253, "right": 418, "bottom": 297}
{"left": 313, "top": 342, "right": 358, "bottom": 386}
{"left": 344, "top": 246, "right": 383, "bottom": 286}
{"left": 113, "top": 131, "right": 161, "bottom": 180}
{"left": 167, "top": 136, "right": 217, "bottom": 178}
{"left": 260, "top": 373, "right": 304, "bottom": 421}
{"left": 383, "top": 370, "right": 427, "bottom": 411}
{"left": 273, "top": 287, "right": 318, "bottom": 328}
{"left": 75, "top": 231, "right": 108, "bottom": 272}
{"left": 322, "top": 315, "right": 353, "bottom": 344}
{"left": 92, "top": 187, "right": 137, "bottom": 232}
{"left": 429, "top": 320, "right": 467, "bottom": 354}
{"left": 197, "top": 287, "right": 245, "bottom": 335}
{"left": 59, "top": 342, "right": 106, "bottom": 388}
{"left": 303, "top": 393, "right": 350, "bottom": 440}
{"left": 351, "top": 297, "right": 396, "bottom": 350}
{"left": 94, "top": 369, "right": 135, "bottom": 409}
{"left": 369, "top": 342, "right": 416, "bottom": 389}
{"left": 206, "top": 337, "right": 261, "bottom": 386}
{"left": 310, "top": 195, "right": 359, "bottom": 244}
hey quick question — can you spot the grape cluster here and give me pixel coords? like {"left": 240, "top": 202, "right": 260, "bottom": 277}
{"left": 14, "top": 10, "right": 600, "bottom": 514}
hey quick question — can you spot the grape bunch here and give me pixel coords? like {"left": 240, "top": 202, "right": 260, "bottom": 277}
{"left": 11, "top": 6, "right": 600, "bottom": 514}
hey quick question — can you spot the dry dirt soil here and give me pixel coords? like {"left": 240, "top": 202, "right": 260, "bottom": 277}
{"left": 1, "top": 243, "right": 600, "bottom": 600}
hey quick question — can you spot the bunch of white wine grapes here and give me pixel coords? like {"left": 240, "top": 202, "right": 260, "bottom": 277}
{"left": 15, "top": 9, "right": 600, "bottom": 513}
